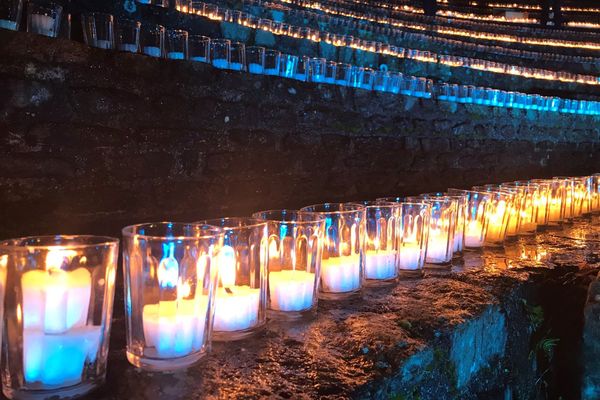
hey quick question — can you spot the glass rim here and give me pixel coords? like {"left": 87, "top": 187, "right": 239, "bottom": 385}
{"left": 83, "top": 12, "right": 114, "bottom": 19}
{"left": 251, "top": 209, "right": 326, "bottom": 223}
{"left": 195, "top": 217, "right": 267, "bottom": 230}
{"left": 300, "top": 202, "right": 365, "bottom": 215}
{"left": 0, "top": 234, "right": 119, "bottom": 250}
{"left": 400, "top": 201, "right": 431, "bottom": 207}
{"left": 122, "top": 222, "right": 223, "bottom": 240}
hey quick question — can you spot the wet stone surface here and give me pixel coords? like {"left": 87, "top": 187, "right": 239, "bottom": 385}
{"left": 89, "top": 216, "right": 600, "bottom": 400}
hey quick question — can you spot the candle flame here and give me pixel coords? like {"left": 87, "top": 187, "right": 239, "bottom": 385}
{"left": 218, "top": 245, "right": 236, "bottom": 287}
{"left": 45, "top": 248, "right": 77, "bottom": 271}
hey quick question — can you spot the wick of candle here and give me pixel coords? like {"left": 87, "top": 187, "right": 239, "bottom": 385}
{"left": 225, "top": 287, "right": 233, "bottom": 294}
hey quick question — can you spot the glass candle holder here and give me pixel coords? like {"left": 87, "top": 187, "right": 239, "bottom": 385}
{"left": 0, "top": 0, "right": 22, "bottom": 30}
{"left": 279, "top": 54, "right": 298, "bottom": 78}
{"left": 246, "top": 46, "right": 265, "bottom": 74}
{"left": 421, "top": 192, "right": 466, "bottom": 257}
{"left": 252, "top": 210, "right": 325, "bottom": 319}
{"left": 309, "top": 58, "right": 326, "bottom": 83}
{"left": 115, "top": 19, "right": 140, "bottom": 53}
{"left": 502, "top": 182, "right": 538, "bottom": 234}
{"left": 141, "top": 24, "right": 164, "bottom": 57}
{"left": 299, "top": 203, "right": 365, "bottom": 300}
{"left": 82, "top": 13, "right": 114, "bottom": 50}
{"left": 420, "top": 197, "right": 456, "bottom": 267}
{"left": 448, "top": 190, "right": 489, "bottom": 249}
{"left": 122, "top": 223, "right": 222, "bottom": 370}
{"left": 473, "top": 186, "right": 512, "bottom": 247}
{"left": 1, "top": 235, "right": 118, "bottom": 399}
{"left": 195, "top": 218, "right": 267, "bottom": 340}
{"left": 229, "top": 41, "right": 246, "bottom": 71}
{"left": 324, "top": 61, "right": 336, "bottom": 84}
{"left": 359, "top": 202, "right": 399, "bottom": 285}
{"left": 554, "top": 177, "right": 575, "bottom": 221}
{"left": 27, "top": 1, "right": 62, "bottom": 38}
{"left": 570, "top": 176, "right": 589, "bottom": 217}
{"left": 529, "top": 180, "right": 551, "bottom": 226}
{"left": 189, "top": 35, "right": 210, "bottom": 62}
{"left": 591, "top": 174, "right": 600, "bottom": 213}
{"left": 264, "top": 49, "right": 280, "bottom": 76}
{"left": 166, "top": 29, "right": 188, "bottom": 60}
{"left": 210, "top": 38, "right": 230, "bottom": 69}
{"left": 293, "top": 56, "right": 310, "bottom": 81}
{"left": 398, "top": 202, "right": 429, "bottom": 277}
{"left": 543, "top": 178, "right": 566, "bottom": 224}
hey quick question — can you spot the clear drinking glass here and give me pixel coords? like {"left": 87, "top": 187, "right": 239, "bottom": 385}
{"left": 252, "top": 210, "right": 325, "bottom": 319}
{"left": 1, "top": 235, "right": 118, "bottom": 399}
{"left": 0, "top": 0, "right": 22, "bottom": 31}
{"left": 82, "top": 13, "right": 114, "bottom": 50}
{"left": 115, "top": 19, "right": 140, "bottom": 53}
{"left": 210, "top": 38, "right": 230, "bottom": 69}
{"left": 141, "top": 24, "right": 164, "bottom": 57}
{"left": 166, "top": 29, "right": 188, "bottom": 60}
{"left": 194, "top": 218, "right": 268, "bottom": 340}
{"left": 299, "top": 203, "right": 365, "bottom": 299}
{"left": 27, "top": 1, "right": 62, "bottom": 37}
{"left": 122, "top": 223, "right": 222, "bottom": 370}
{"left": 189, "top": 35, "right": 210, "bottom": 62}
{"left": 398, "top": 202, "right": 429, "bottom": 277}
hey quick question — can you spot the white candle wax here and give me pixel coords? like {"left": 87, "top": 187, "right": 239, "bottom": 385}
{"left": 269, "top": 270, "right": 315, "bottom": 312}
{"left": 229, "top": 62, "right": 244, "bottom": 71}
{"left": 364, "top": 251, "right": 396, "bottom": 279}
{"left": 22, "top": 267, "right": 91, "bottom": 332}
{"left": 143, "top": 46, "right": 161, "bottom": 57}
{"left": 213, "top": 286, "right": 260, "bottom": 332}
{"left": 0, "top": 19, "right": 18, "bottom": 30}
{"left": 137, "top": 0, "right": 152, "bottom": 3}
{"left": 190, "top": 55, "right": 208, "bottom": 62}
{"left": 399, "top": 244, "right": 422, "bottom": 270}
{"left": 485, "top": 220, "right": 504, "bottom": 242}
{"left": 30, "top": 14, "right": 56, "bottom": 37}
{"left": 425, "top": 234, "right": 450, "bottom": 263}
{"left": 168, "top": 51, "right": 185, "bottom": 60}
{"left": 548, "top": 203, "right": 561, "bottom": 221}
{"left": 120, "top": 43, "right": 138, "bottom": 53}
{"left": 95, "top": 39, "right": 112, "bottom": 50}
{"left": 142, "top": 298, "right": 207, "bottom": 358}
{"left": 23, "top": 326, "right": 101, "bottom": 386}
{"left": 464, "top": 221, "right": 485, "bottom": 248}
{"left": 320, "top": 255, "right": 360, "bottom": 293}
{"left": 248, "top": 63, "right": 264, "bottom": 74}
{"left": 212, "top": 58, "right": 229, "bottom": 69}
{"left": 264, "top": 68, "right": 279, "bottom": 76}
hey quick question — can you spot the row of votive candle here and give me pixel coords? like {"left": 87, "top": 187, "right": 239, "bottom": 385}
{"left": 0, "top": 174, "right": 598, "bottom": 399}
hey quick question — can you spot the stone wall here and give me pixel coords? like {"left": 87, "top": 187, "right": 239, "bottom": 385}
{"left": 0, "top": 29, "right": 599, "bottom": 239}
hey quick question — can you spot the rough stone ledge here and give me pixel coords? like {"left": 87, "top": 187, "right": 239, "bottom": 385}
{"left": 88, "top": 216, "right": 600, "bottom": 400}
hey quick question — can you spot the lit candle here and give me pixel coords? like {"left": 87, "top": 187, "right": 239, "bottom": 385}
{"left": 547, "top": 199, "right": 562, "bottom": 222}
{"left": 425, "top": 231, "right": 450, "bottom": 263}
{"left": 95, "top": 39, "right": 112, "bottom": 50}
{"left": 167, "top": 51, "right": 185, "bottom": 60}
{"left": 190, "top": 55, "right": 208, "bottom": 62}
{"left": 320, "top": 254, "right": 360, "bottom": 293}
{"left": 212, "top": 58, "right": 229, "bottom": 69}
{"left": 143, "top": 46, "right": 161, "bottom": 57}
{"left": 399, "top": 243, "right": 422, "bottom": 270}
{"left": 120, "top": 43, "right": 138, "bottom": 53}
{"left": 142, "top": 298, "right": 207, "bottom": 358}
{"left": 464, "top": 220, "right": 485, "bottom": 248}
{"left": 0, "top": 19, "right": 18, "bottom": 30}
{"left": 30, "top": 14, "right": 56, "bottom": 37}
{"left": 248, "top": 63, "right": 264, "bottom": 74}
{"left": 21, "top": 249, "right": 100, "bottom": 386}
{"left": 213, "top": 246, "right": 260, "bottom": 332}
{"left": 364, "top": 250, "right": 396, "bottom": 280}
{"left": 229, "top": 62, "right": 244, "bottom": 71}
{"left": 268, "top": 270, "right": 315, "bottom": 312}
